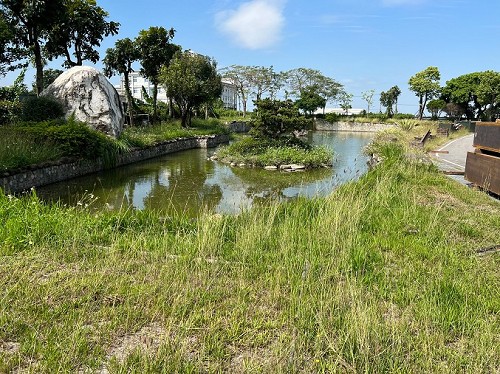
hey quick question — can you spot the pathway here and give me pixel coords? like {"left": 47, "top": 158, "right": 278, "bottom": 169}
{"left": 432, "top": 134, "right": 475, "bottom": 186}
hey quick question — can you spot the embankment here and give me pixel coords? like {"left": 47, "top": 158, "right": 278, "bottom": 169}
{"left": 1, "top": 134, "right": 229, "bottom": 194}
{"left": 314, "top": 119, "right": 394, "bottom": 132}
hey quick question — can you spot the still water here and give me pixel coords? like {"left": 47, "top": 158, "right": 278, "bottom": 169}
{"left": 36, "top": 132, "right": 373, "bottom": 215}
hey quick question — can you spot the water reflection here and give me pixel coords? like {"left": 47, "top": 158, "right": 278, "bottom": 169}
{"left": 36, "top": 131, "right": 373, "bottom": 215}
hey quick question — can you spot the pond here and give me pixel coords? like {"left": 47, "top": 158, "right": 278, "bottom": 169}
{"left": 35, "top": 131, "right": 374, "bottom": 216}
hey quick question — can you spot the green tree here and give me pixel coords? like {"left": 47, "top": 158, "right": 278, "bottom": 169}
{"left": 31, "top": 68, "right": 63, "bottom": 92}
{"left": 103, "top": 38, "right": 139, "bottom": 126}
{"left": 408, "top": 66, "right": 441, "bottom": 120}
{"left": 160, "top": 51, "right": 222, "bottom": 127}
{"left": 0, "top": 11, "right": 25, "bottom": 75}
{"left": 441, "top": 71, "right": 500, "bottom": 121}
{"left": 361, "top": 89, "right": 375, "bottom": 113}
{"left": 252, "top": 98, "right": 310, "bottom": 140}
{"left": 426, "top": 99, "right": 446, "bottom": 120}
{"left": 380, "top": 86, "right": 401, "bottom": 117}
{"left": 45, "top": 0, "right": 119, "bottom": 68}
{"left": 220, "top": 65, "right": 255, "bottom": 117}
{"left": 296, "top": 85, "right": 326, "bottom": 117}
{"left": 136, "top": 26, "right": 179, "bottom": 122}
{"left": 338, "top": 91, "right": 353, "bottom": 115}
{"left": 0, "top": 0, "right": 65, "bottom": 95}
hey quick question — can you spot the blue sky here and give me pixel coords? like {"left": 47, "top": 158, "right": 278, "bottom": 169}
{"left": 2, "top": 0, "right": 499, "bottom": 114}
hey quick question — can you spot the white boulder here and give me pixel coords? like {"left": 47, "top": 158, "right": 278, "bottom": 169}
{"left": 42, "top": 66, "right": 124, "bottom": 138}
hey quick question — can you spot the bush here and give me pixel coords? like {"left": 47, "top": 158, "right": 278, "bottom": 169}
{"left": 20, "top": 96, "right": 64, "bottom": 122}
{"left": 18, "top": 118, "right": 119, "bottom": 162}
{"left": 0, "top": 100, "right": 22, "bottom": 125}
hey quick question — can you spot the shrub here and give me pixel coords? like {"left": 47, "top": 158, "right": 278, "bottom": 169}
{"left": 0, "top": 100, "right": 22, "bottom": 125}
{"left": 18, "top": 118, "right": 120, "bottom": 162}
{"left": 20, "top": 96, "right": 64, "bottom": 122}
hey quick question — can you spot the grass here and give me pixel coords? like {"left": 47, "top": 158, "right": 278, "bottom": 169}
{"left": 122, "top": 119, "right": 229, "bottom": 148}
{"left": 216, "top": 136, "right": 332, "bottom": 168}
{"left": 0, "top": 133, "right": 498, "bottom": 372}
{"left": 0, "top": 119, "right": 229, "bottom": 173}
{"left": 0, "top": 128, "right": 63, "bottom": 172}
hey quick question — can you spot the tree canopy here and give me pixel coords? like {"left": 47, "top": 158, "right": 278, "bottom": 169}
{"left": 408, "top": 66, "right": 441, "bottom": 120}
{"left": 45, "top": 0, "right": 119, "bottom": 68}
{"left": 251, "top": 98, "right": 310, "bottom": 140}
{"left": 103, "top": 38, "right": 139, "bottom": 125}
{"left": 0, "top": 0, "right": 65, "bottom": 95}
{"left": 440, "top": 71, "right": 500, "bottom": 121}
{"left": 380, "top": 86, "right": 401, "bottom": 118}
{"left": 135, "top": 26, "right": 179, "bottom": 121}
{"left": 160, "top": 51, "right": 222, "bottom": 127}
{"left": 295, "top": 85, "right": 326, "bottom": 116}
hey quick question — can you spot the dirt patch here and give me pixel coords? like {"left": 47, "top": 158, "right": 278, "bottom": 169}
{"left": 99, "top": 322, "right": 166, "bottom": 373}
{"left": 0, "top": 340, "right": 20, "bottom": 354}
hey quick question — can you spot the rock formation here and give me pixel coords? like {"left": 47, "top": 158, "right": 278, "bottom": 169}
{"left": 42, "top": 66, "right": 124, "bottom": 138}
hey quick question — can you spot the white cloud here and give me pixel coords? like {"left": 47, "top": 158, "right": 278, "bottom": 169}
{"left": 215, "top": 0, "right": 286, "bottom": 50}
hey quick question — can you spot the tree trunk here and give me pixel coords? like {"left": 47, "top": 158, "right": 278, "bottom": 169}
{"left": 34, "top": 40, "right": 44, "bottom": 96}
{"left": 152, "top": 84, "right": 158, "bottom": 123}
{"left": 124, "top": 73, "right": 134, "bottom": 126}
{"left": 418, "top": 95, "right": 424, "bottom": 120}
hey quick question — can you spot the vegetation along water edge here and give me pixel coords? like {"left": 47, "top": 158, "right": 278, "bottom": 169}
{"left": 0, "top": 129, "right": 498, "bottom": 372}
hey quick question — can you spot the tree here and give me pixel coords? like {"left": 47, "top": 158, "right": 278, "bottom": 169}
{"left": 338, "top": 91, "right": 353, "bottom": 115}
{"left": 136, "top": 26, "right": 179, "bottom": 122}
{"left": 408, "top": 66, "right": 441, "bottom": 120}
{"left": 0, "top": 0, "right": 65, "bottom": 95}
{"left": 160, "top": 51, "right": 222, "bottom": 127}
{"left": 45, "top": 0, "right": 118, "bottom": 68}
{"left": 0, "top": 11, "right": 25, "bottom": 76}
{"left": 103, "top": 38, "right": 139, "bottom": 126}
{"left": 389, "top": 85, "right": 401, "bottom": 114}
{"left": 379, "top": 86, "right": 401, "bottom": 118}
{"left": 441, "top": 71, "right": 500, "bottom": 121}
{"left": 31, "top": 68, "right": 63, "bottom": 92}
{"left": 426, "top": 99, "right": 446, "bottom": 120}
{"left": 219, "top": 65, "right": 256, "bottom": 117}
{"left": 296, "top": 85, "right": 326, "bottom": 116}
{"left": 361, "top": 89, "right": 375, "bottom": 113}
{"left": 252, "top": 98, "right": 310, "bottom": 140}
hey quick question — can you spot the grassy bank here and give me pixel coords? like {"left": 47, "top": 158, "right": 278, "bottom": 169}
{"left": 0, "top": 137, "right": 499, "bottom": 372}
{"left": 215, "top": 137, "right": 332, "bottom": 168}
{"left": 0, "top": 119, "right": 228, "bottom": 173}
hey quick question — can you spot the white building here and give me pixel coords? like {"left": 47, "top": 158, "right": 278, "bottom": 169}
{"left": 116, "top": 72, "right": 238, "bottom": 110}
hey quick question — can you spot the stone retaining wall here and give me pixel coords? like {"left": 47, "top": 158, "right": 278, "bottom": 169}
{"left": 314, "top": 119, "right": 394, "bottom": 132}
{"left": 1, "top": 134, "right": 229, "bottom": 194}
{"left": 226, "top": 121, "right": 251, "bottom": 133}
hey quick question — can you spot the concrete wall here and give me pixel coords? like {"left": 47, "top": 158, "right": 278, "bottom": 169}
{"left": 1, "top": 134, "right": 229, "bottom": 194}
{"left": 314, "top": 119, "right": 394, "bottom": 132}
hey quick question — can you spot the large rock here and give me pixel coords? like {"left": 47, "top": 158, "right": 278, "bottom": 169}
{"left": 42, "top": 66, "right": 124, "bottom": 138}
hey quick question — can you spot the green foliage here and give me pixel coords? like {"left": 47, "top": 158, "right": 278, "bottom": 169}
{"left": 136, "top": 26, "right": 179, "bottom": 121}
{"left": 380, "top": 85, "right": 401, "bottom": 117}
{"left": 31, "top": 68, "right": 63, "bottom": 92}
{"left": 0, "top": 100, "right": 21, "bottom": 124}
{"left": 45, "top": 0, "right": 119, "bottom": 67}
{"left": 426, "top": 99, "right": 446, "bottom": 119}
{"left": 216, "top": 136, "right": 331, "bottom": 167}
{"left": 160, "top": 51, "right": 222, "bottom": 127}
{"left": 17, "top": 118, "right": 121, "bottom": 163}
{"left": 0, "top": 127, "right": 62, "bottom": 172}
{"left": 295, "top": 85, "right": 326, "bottom": 116}
{"left": 0, "top": 0, "right": 66, "bottom": 94}
{"left": 441, "top": 70, "right": 500, "bottom": 121}
{"left": 409, "top": 66, "right": 441, "bottom": 120}
{"left": 251, "top": 98, "right": 311, "bottom": 140}
{"left": 19, "top": 96, "right": 64, "bottom": 122}
{"left": 0, "top": 136, "right": 498, "bottom": 372}
{"left": 396, "top": 119, "right": 417, "bottom": 131}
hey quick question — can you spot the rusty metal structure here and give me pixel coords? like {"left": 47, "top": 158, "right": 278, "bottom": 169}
{"left": 465, "top": 122, "right": 500, "bottom": 195}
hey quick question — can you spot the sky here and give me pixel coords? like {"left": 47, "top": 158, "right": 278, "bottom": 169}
{"left": 2, "top": 0, "right": 499, "bottom": 114}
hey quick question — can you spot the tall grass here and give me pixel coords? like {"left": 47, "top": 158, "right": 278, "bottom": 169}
{"left": 0, "top": 128, "right": 62, "bottom": 172}
{"left": 0, "top": 139, "right": 498, "bottom": 372}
